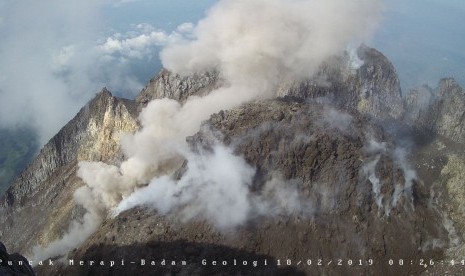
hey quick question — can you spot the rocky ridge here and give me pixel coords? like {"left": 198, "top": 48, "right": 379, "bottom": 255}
{"left": 0, "top": 89, "right": 138, "bottom": 253}
{"left": 137, "top": 46, "right": 404, "bottom": 121}
{"left": 405, "top": 78, "right": 465, "bottom": 144}
{"left": 136, "top": 69, "right": 221, "bottom": 111}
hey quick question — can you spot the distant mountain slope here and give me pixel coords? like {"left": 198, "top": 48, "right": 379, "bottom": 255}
{"left": 0, "top": 128, "right": 38, "bottom": 195}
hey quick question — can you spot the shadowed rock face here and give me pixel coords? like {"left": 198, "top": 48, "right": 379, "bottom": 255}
{"left": 0, "top": 241, "right": 35, "bottom": 276}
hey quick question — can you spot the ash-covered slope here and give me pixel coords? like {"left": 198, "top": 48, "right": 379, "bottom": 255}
{"left": 0, "top": 46, "right": 462, "bottom": 276}
{"left": 53, "top": 100, "right": 446, "bottom": 276}
{"left": 0, "top": 89, "right": 138, "bottom": 253}
{"left": 402, "top": 78, "right": 465, "bottom": 276}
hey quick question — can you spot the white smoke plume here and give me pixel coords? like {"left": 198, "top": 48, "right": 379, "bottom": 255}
{"left": 30, "top": 186, "right": 103, "bottom": 263}
{"left": 161, "top": 0, "right": 383, "bottom": 85}
{"left": 391, "top": 147, "right": 417, "bottom": 208}
{"left": 361, "top": 138, "right": 418, "bottom": 216}
{"left": 362, "top": 155, "right": 384, "bottom": 209}
{"left": 32, "top": 0, "right": 383, "bottom": 261}
{"left": 115, "top": 144, "right": 255, "bottom": 230}
{"left": 115, "top": 148, "right": 318, "bottom": 229}
{"left": 254, "top": 174, "right": 315, "bottom": 218}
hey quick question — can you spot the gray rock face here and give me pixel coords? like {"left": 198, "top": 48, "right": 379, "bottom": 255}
{"left": 356, "top": 46, "right": 404, "bottom": 119}
{"left": 404, "top": 85, "right": 438, "bottom": 132}
{"left": 0, "top": 88, "right": 138, "bottom": 253}
{"left": 135, "top": 69, "right": 221, "bottom": 110}
{"left": 279, "top": 45, "right": 404, "bottom": 120}
{"left": 136, "top": 46, "right": 404, "bottom": 120}
{"left": 435, "top": 79, "right": 465, "bottom": 143}
{"left": 405, "top": 78, "right": 465, "bottom": 144}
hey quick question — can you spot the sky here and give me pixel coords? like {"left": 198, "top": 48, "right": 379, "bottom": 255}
{"left": 0, "top": 0, "right": 464, "bottom": 144}
{"left": 374, "top": 0, "right": 465, "bottom": 91}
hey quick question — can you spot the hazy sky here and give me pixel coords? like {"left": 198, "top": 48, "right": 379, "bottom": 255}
{"left": 374, "top": 0, "right": 465, "bottom": 91}
{"left": 0, "top": 0, "right": 463, "bottom": 143}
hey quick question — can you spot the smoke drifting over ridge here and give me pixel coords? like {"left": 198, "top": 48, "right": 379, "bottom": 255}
{"left": 32, "top": 0, "right": 383, "bottom": 261}
{"left": 161, "top": 0, "right": 383, "bottom": 86}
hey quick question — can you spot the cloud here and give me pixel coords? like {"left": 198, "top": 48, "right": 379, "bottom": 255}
{"left": 98, "top": 23, "right": 187, "bottom": 60}
{"left": 176, "top": 22, "right": 195, "bottom": 34}
{"left": 0, "top": 0, "right": 102, "bottom": 143}
{"left": 0, "top": 1, "right": 181, "bottom": 145}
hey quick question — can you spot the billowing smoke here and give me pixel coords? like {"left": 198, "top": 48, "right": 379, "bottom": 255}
{"left": 161, "top": 0, "right": 382, "bottom": 86}
{"left": 32, "top": 0, "right": 383, "bottom": 261}
{"left": 114, "top": 145, "right": 319, "bottom": 230}
{"left": 115, "top": 144, "right": 255, "bottom": 230}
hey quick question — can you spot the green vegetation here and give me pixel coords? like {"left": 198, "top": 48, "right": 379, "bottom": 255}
{"left": 0, "top": 127, "right": 38, "bottom": 195}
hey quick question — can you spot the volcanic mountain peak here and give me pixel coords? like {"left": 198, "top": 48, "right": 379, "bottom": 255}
{"left": 136, "top": 46, "right": 405, "bottom": 126}
{"left": 0, "top": 47, "right": 463, "bottom": 275}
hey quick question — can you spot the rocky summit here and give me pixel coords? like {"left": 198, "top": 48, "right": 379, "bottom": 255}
{"left": 1, "top": 46, "right": 465, "bottom": 276}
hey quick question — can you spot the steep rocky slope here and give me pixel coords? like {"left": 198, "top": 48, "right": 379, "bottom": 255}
{"left": 402, "top": 79, "right": 465, "bottom": 275}
{"left": 0, "top": 89, "right": 138, "bottom": 253}
{"left": 47, "top": 100, "right": 447, "bottom": 276}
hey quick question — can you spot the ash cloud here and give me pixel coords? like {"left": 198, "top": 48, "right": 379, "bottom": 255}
{"left": 33, "top": 0, "right": 384, "bottom": 261}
